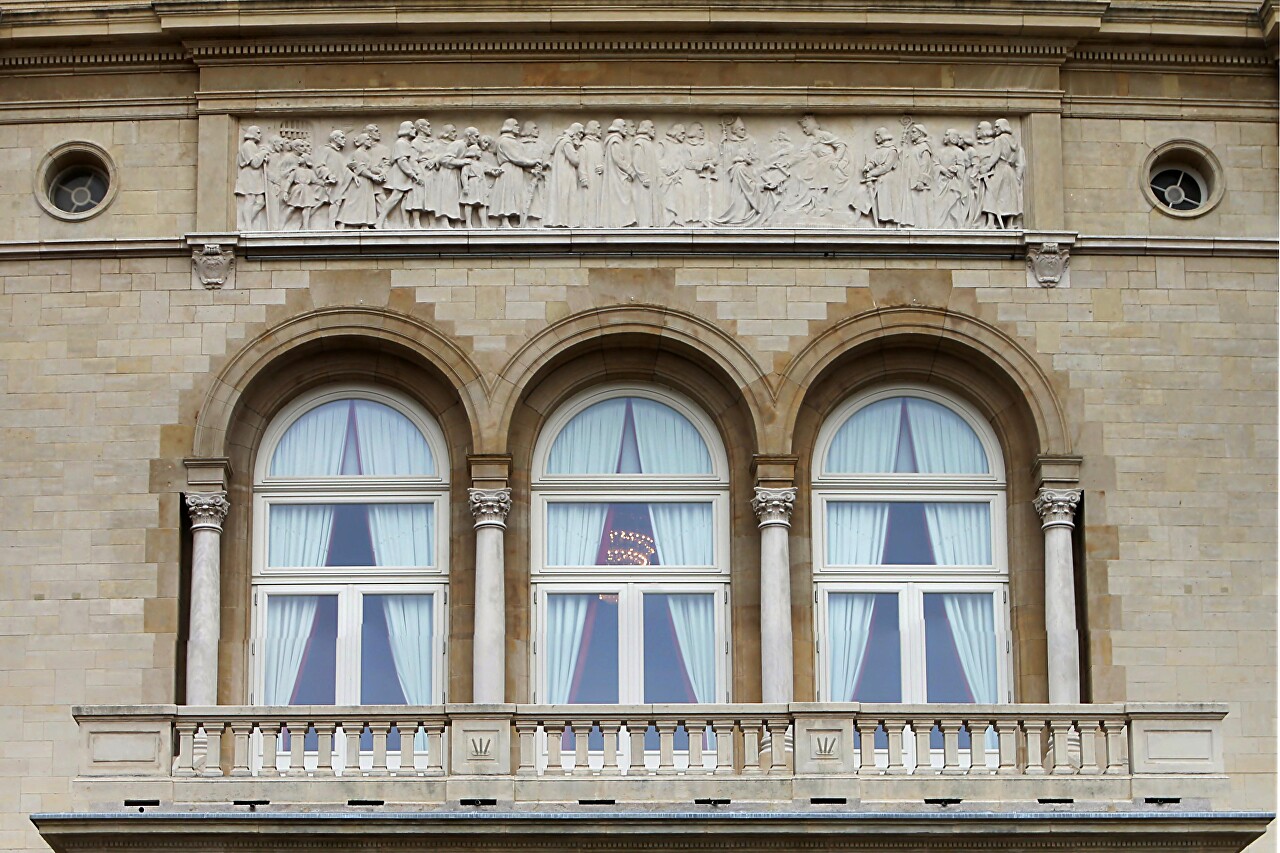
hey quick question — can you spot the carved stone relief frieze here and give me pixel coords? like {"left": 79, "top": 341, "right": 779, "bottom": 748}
{"left": 233, "top": 113, "right": 1025, "bottom": 232}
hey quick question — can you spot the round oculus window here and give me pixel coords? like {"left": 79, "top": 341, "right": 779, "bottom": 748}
{"left": 1142, "top": 141, "right": 1223, "bottom": 219}
{"left": 35, "top": 141, "right": 118, "bottom": 222}
{"left": 50, "top": 165, "right": 110, "bottom": 214}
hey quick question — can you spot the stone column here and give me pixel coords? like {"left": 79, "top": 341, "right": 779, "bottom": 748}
{"left": 185, "top": 491, "right": 230, "bottom": 706}
{"left": 752, "top": 487, "right": 796, "bottom": 704}
{"left": 1034, "top": 488, "right": 1083, "bottom": 704}
{"left": 469, "top": 487, "right": 512, "bottom": 704}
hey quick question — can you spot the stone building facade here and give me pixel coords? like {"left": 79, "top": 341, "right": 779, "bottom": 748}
{"left": 1, "top": 1, "right": 1276, "bottom": 851}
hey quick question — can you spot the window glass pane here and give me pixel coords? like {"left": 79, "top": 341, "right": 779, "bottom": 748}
{"left": 271, "top": 399, "right": 433, "bottom": 477}
{"left": 547, "top": 502, "right": 713, "bottom": 567}
{"left": 546, "top": 397, "right": 712, "bottom": 475}
{"left": 827, "top": 592, "right": 899, "bottom": 703}
{"left": 826, "top": 502, "right": 990, "bottom": 566}
{"left": 826, "top": 396, "right": 988, "bottom": 475}
{"left": 546, "top": 593, "right": 618, "bottom": 704}
{"left": 362, "top": 594, "right": 434, "bottom": 705}
{"left": 263, "top": 594, "right": 336, "bottom": 705}
{"left": 924, "top": 593, "right": 998, "bottom": 704}
{"left": 644, "top": 594, "right": 715, "bottom": 703}
{"left": 268, "top": 503, "right": 434, "bottom": 568}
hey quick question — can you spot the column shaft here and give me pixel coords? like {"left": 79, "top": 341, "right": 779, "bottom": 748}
{"left": 1035, "top": 488, "right": 1083, "bottom": 704}
{"left": 752, "top": 487, "right": 796, "bottom": 704}
{"left": 184, "top": 492, "right": 229, "bottom": 706}
{"left": 469, "top": 488, "right": 512, "bottom": 704}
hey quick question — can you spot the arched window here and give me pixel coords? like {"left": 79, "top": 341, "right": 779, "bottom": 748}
{"left": 251, "top": 385, "right": 449, "bottom": 710}
{"left": 531, "top": 385, "right": 730, "bottom": 706}
{"left": 812, "top": 385, "right": 1010, "bottom": 711}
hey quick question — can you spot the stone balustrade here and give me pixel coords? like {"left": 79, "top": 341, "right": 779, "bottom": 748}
{"left": 72, "top": 702, "right": 1227, "bottom": 807}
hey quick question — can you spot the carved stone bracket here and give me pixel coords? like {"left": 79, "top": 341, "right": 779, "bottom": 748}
{"left": 185, "top": 491, "right": 230, "bottom": 532}
{"left": 1033, "top": 488, "right": 1082, "bottom": 530}
{"left": 1026, "top": 236, "right": 1073, "bottom": 288}
{"left": 192, "top": 243, "right": 234, "bottom": 290}
{"left": 752, "top": 487, "right": 797, "bottom": 529}
{"left": 469, "top": 487, "right": 513, "bottom": 529}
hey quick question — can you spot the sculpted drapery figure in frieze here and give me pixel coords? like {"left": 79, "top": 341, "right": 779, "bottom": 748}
{"left": 233, "top": 114, "right": 1025, "bottom": 232}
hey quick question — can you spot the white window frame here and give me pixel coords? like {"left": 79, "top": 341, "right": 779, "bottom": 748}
{"left": 811, "top": 383, "right": 1011, "bottom": 704}
{"left": 530, "top": 383, "right": 731, "bottom": 704}
{"left": 250, "top": 384, "right": 451, "bottom": 706}
{"left": 532, "top": 582, "right": 730, "bottom": 704}
{"left": 251, "top": 582, "right": 448, "bottom": 706}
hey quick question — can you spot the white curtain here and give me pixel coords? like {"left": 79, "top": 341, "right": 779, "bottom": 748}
{"left": 939, "top": 593, "right": 999, "bottom": 751}
{"left": 268, "top": 504, "right": 336, "bottom": 567}
{"left": 665, "top": 594, "right": 716, "bottom": 703}
{"left": 631, "top": 399, "right": 712, "bottom": 474}
{"left": 547, "top": 399, "right": 628, "bottom": 474}
{"left": 547, "top": 503, "right": 610, "bottom": 566}
{"left": 648, "top": 503, "right": 713, "bottom": 566}
{"left": 826, "top": 398, "right": 903, "bottom": 474}
{"left": 905, "top": 398, "right": 988, "bottom": 474}
{"left": 826, "top": 502, "right": 890, "bottom": 566}
{"left": 270, "top": 401, "right": 350, "bottom": 476}
{"left": 546, "top": 595, "right": 591, "bottom": 703}
{"left": 369, "top": 504, "right": 434, "bottom": 567}
{"left": 923, "top": 503, "right": 991, "bottom": 566}
{"left": 382, "top": 594, "right": 434, "bottom": 752}
{"left": 352, "top": 400, "right": 434, "bottom": 476}
{"left": 827, "top": 593, "right": 876, "bottom": 702}
{"left": 263, "top": 595, "right": 321, "bottom": 705}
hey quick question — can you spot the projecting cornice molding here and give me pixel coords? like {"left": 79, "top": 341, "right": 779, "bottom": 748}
{"left": 0, "top": 1, "right": 1271, "bottom": 52}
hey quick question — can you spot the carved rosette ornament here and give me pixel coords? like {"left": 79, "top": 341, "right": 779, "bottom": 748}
{"left": 752, "top": 487, "right": 797, "bottom": 529}
{"left": 185, "top": 491, "right": 230, "bottom": 532}
{"left": 468, "top": 488, "right": 513, "bottom": 529}
{"left": 192, "top": 243, "right": 234, "bottom": 289}
{"left": 1027, "top": 241, "right": 1070, "bottom": 287}
{"left": 1033, "top": 488, "right": 1082, "bottom": 530}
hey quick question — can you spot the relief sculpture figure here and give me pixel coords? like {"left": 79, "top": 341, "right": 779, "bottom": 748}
{"left": 283, "top": 141, "right": 327, "bottom": 231}
{"left": 404, "top": 119, "right": 439, "bottom": 229}
{"left": 316, "top": 130, "right": 351, "bottom": 230}
{"left": 545, "top": 122, "right": 586, "bottom": 228}
{"left": 264, "top": 135, "right": 298, "bottom": 232}
{"left": 982, "top": 118, "right": 1024, "bottom": 229}
{"left": 710, "top": 117, "right": 764, "bottom": 227}
{"left": 334, "top": 132, "right": 385, "bottom": 229}
{"left": 862, "top": 126, "right": 906, "bottom": 228}
{"left": 433, "top": 125, "right": 467, "bottom": 228}
{"left": 579, "top": 121, "right": 605, "bottom": 227}
{"left": 234, "top": 125, "right": 269, "bottom": 230}
{"left": 934, "top": 128, "right": 971, "bottom": 229}
{"left": 631, "top": 120, "right": 662, "bottom": 228}
{"left": 795, "top": 114, "right": 854, "bottom": 220}
{"left": 658, "top": 124, "right": 689, "bottom": 227}
{"left": 521, "top": 121, "right": 548, "bottom": 226}
{"left": 901, "top": 123, "right": 934, "bottom": 228}
{"left": 377, "top": 121, "right": 425, "bottom": 229}
{"left": 683, "top": 122, "right": 717, "bottom": 226}
{"left": 489, "top": 118, "right": 542, "bottom": 228}
{"left": 601, "top": 119, "right": 638, "bottom": 228}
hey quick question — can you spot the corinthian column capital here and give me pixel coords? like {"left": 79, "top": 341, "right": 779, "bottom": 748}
{"left": 185, "top": 491, "right": 230, "bottom": 532}
{"left": 469, "top": 487, "right": 513, "bottom": 529}
{"left": 1033, "top": 488, "right": 1082, "bottom": 530}
{"left": 752, "top": 487, "right": 797, "bottom": 529}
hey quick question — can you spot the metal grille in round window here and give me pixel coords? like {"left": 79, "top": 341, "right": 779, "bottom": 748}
{"left": 1150, "top": 167, "right": 1205, "bottom": 213}
{"left": 50, "top": 166, "right": 110, "bottom": 214}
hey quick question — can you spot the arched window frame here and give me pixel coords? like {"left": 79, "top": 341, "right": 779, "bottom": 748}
{"left": 529, "top": 383, "right": 731, "bottom": 705}
{"left": 811, "top": 383, "right": 1012, "bottom": 706}
{"left": 249, "top": 384, "right": 450, "bottom": 708}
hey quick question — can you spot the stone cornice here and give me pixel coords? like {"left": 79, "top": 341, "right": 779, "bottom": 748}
{"left": 0, "top": 233, "right": 1275, "bottom": 262}
{"left": 0, "top": 1, "right": 1272, "bottom": 53}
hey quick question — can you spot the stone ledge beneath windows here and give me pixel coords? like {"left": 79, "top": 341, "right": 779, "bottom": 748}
{"left": 31, "top": 808, "right": 1275, "bottom": 853}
